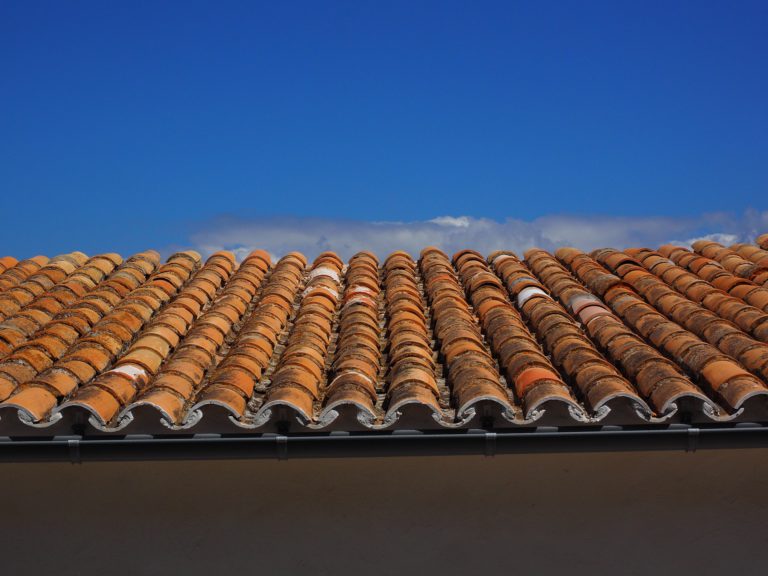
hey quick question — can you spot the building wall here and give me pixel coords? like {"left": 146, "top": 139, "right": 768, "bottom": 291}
{"left": 1, "top": 448, "right": 766, "bottom": 575}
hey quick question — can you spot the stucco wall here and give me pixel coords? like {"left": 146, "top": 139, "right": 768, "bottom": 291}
{"left": 1, "top": 448, "right": 766, "bottom": 575}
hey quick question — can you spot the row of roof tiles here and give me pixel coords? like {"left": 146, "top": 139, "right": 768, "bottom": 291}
{"left": 0, "top": 235, "right": 767, "bottom": 434}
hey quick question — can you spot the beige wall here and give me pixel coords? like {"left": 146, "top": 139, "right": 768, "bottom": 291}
{"left": 1, "top": 448, "right": 767, "bottom": 575}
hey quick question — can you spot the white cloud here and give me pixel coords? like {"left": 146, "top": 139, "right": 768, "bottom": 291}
{"left": 187, "top": 210, "right": 768, "bottom": 262}
{"left": 428, "top": 216, "right": 472, "bottom": 228}
{"left": 674, "top": 233, "right": 739, "bottom": 247}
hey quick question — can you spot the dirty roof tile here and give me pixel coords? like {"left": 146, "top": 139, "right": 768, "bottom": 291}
{"left": 0, "top": 233, "right": 768, "bottom": 434}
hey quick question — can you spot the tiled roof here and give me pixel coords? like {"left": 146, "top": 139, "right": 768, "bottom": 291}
{"left": 1, "top": 236, "right": 768, "bottom": 436}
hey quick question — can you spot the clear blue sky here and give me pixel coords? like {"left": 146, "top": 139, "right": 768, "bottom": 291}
{"left": 1, "top": 1, "right": 766, "bottom": 257}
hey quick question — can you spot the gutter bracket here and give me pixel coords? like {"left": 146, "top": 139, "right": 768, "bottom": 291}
{"left": 686, "top": 427, "right": 700, "bottom": 453}
{"left": 276, "top": 435, "right": 288, "bottom": 460}
{"left": 68, "top": 438, "right": 81, "bottom": 465}
{"left": 484, "top": 432, "right": 497, "bottom": 457}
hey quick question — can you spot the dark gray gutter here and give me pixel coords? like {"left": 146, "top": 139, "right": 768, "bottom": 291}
{"left": 1, "top": 424, "right": 768, "bottom": 462}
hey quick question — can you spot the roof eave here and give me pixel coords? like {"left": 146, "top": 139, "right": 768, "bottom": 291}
{"left": 2, "top": 424, "right": 768, "bottom": 463}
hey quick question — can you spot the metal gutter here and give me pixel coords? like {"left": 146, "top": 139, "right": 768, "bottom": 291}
{"left": 1, "top": 424, "right": 768, "bottom": 462}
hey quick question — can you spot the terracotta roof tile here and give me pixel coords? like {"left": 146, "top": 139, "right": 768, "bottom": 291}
{"left": 660, "top": 245, "right": 768, "bottom": 313}
{"left": 418, "top": 248, "right": 516, "bottom": 424}
{"left": 454, "top": 251, "right": 579, "bottom": 421}
{"left": 1, "top": 236, "right": 768, "bottom": 434}
{"left": 544, "top": 249, "right": 708, "bottom": 415}
{"left": 595, "top": 248, "right": 768, "bottom": 388}
{"left": 692, "top": 240, "right": 768, "bottom": 286}
{"left": 0, "top": 255, "right": 48, "bottom": 294}
{"left": 567, "top": 249, "right": 768, "bottom": 414}
{"left": 730, "top": 243, "right": 768, "bottom": 268}
{"left": 0, "top": 253, "right": 91, "bottom": 320}
{"left": 0, "top": 252, "right": 197, "bottom": 422}
{"left": 630, "top": 248, "right": 768, "bottom": 342}
{"left": 190, "top": 252, "right": 300, "bottom": 425}
{"left": 492, "top": 251, "right": 647, "bottom": 420}
{"left": 256, "top": 253, "right": 343, "bottom": 424}
{"left": 0, "top": 252, "right": 159, "bottom": 396}
{"left": 0, "top": 254, "right": 124, "bottom": 358}
{"left": 58, "top": 251, "right": 244, "bottom": 427}
{"left": 0, "top": 257, "right": 19, "bottom": 275}
{"left": 323, "top": 252, "right": 381, "bottom": 419}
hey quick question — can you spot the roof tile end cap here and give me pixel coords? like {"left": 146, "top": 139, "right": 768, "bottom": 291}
{"left": 522, "top": 247, "right": 548, "bottom": 260}
{"left": 554, "top": 247, "right": 583, "bottom": 263}
{"left": 243, "top": 249, "right": 271, "bottom": 265}
{"left": 420, "top": 246, "right": 447, "bottom": 259}
{"left": 171, "top": 250, "right": 202, "bottom": 265}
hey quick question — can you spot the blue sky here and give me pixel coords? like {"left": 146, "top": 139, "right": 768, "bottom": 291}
{"left": 1, "top": 1, "right": 766, "bottom": 258}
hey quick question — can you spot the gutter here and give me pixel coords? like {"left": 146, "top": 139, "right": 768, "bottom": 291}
{"left": 1, "top": 424, "right": 768, "bottom": 462}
